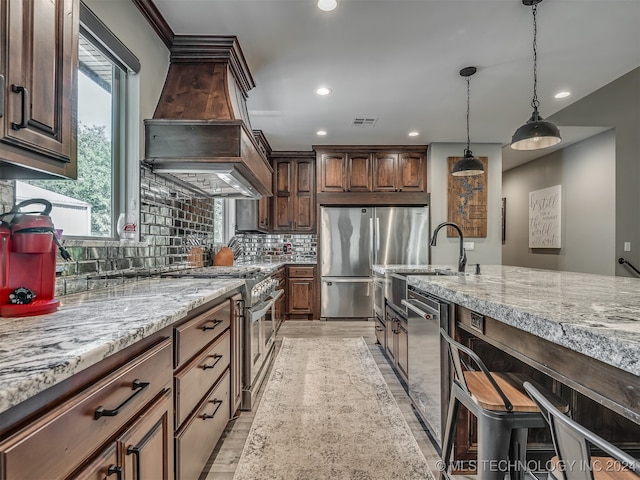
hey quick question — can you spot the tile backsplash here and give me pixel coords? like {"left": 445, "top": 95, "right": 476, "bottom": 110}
{"left": 235, "top": 233, "right": 317, "bottom": 263}
{"left": 0, "top": 180, "right": 14, "bottom": 214}
{"left": 2, "top": 168, "right": 317, "bottom": 298}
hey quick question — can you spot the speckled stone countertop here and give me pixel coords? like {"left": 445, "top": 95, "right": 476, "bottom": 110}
{"left": 383, "top": 265, "right": 640, "bottom": 377}
{"left": 236, "top": 258, "right": 317, "bottom": 274}
{"left": 0, "top": 278, "right": 244, "bottom": 415}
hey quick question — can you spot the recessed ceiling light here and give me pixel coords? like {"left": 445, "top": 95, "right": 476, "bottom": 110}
{"left": 316, "top": 130, "right": 327, "bottom": 136}
{"left": 317, "top": 0, "right": 337, "bottom": 11}
{"left": 408, "top": 131, "right": 419, "bottom": 137}
{"left": 554, "top": 91, "right": 571, "bottom": 99}
{"left": 316, "top": 87, "right": 332, "bottom": 96}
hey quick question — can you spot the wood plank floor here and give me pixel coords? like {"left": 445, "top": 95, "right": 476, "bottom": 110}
{"left": 202, "top": 320, "right": 443, "bottom": 480}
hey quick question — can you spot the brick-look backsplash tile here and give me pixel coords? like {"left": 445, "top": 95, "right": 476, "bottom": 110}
{"left": 4, "top": 167, "right": 318, "bottom": 298}
{"left": 0, "top": 180, "right": 15, "bottom": 214}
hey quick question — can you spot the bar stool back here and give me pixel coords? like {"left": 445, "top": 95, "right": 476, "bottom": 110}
{"left": 440, "top": 329, "right": 569, "bottom": 480}
{"left": 523, "top": 382, "right": 640, "bottom": 480}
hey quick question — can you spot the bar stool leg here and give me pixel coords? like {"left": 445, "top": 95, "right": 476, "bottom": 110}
{"left": 509, "top": 428, "right": 530, "bottom": 480}
{"left": 477, "top": 413, "right": 513, "bottom": 480}
{"left": 441, "top": 393, "right": 462, "bottom": 478}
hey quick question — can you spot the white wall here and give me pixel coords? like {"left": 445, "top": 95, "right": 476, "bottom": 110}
{"left": 427, "top": 143, "right": 503, "bottom": 268}
{"left": 502, "top": 129, "right": 616, "bottom": 275}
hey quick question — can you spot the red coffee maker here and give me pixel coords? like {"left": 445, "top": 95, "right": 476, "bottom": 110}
{"left": 0, "top": 199, "right": 71, "bottom": 317}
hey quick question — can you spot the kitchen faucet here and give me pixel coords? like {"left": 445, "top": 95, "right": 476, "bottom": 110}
{"left": 430, "top": 222, "right": 467, "bottom": 273}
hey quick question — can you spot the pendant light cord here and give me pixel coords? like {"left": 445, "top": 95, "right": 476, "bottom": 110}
{"left": 531, "top": 3, "right": 539, "bottom": 110}
{"left": 466, "top": 76, "right": 471, "bottom": 152}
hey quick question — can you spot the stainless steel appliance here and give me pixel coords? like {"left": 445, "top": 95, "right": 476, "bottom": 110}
{"left": 160, "top": 266, "right": 282, "bottom": 411}
{"left": 319, "top": 206, "right": 429, "bottom": 320}
{"left": 235, "top": 199, "right": 267, "bottom": 233}
{"left": 402, "top": 285, "right": 450, "bottom": 449}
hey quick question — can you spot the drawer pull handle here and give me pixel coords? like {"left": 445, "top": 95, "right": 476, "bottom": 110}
{"left": 94, "top": 379, "right": 150, "bottom": 420}
{"left": 202, "top": 354, "right": 223, "bottom": 370}
{"left": 107, "top": 465, "right": 123, "bottom": 479}
{"left": 11, "top": 84, "right": 29, "bottom": 130}
{"left": 127, "top": 446, "right": 141, "bottom": 480}
{"left": 201, "top": 399, "right": 223, "bottom": 420}
{"left": 375, "top": 326, "right": 384, "bottom": 332}
{"left": 202, "top": 319, "right": 223, "bottom": 331}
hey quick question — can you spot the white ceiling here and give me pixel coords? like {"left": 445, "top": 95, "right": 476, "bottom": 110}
{"left": 152, "top": 0, "right": 640, "bottom": 170}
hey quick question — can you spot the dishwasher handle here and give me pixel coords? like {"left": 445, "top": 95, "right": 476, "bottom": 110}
{"left": 401, "top": 299, "right": 436, "bottom": 320}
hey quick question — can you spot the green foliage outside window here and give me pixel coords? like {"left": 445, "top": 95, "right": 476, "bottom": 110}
{"left": 27, "top": 124, "right": 112, "bottom": 236}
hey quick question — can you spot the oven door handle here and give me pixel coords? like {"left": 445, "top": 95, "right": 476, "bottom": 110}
{"left": 248, "top": 289, "right": 284, "bottom": 321}
{"left": 401, "top": 299, "right": 437, "bottom": 320}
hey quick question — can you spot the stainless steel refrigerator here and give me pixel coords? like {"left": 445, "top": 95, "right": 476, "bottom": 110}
{"left": 320, "top": 206, "right": 429, "bottom": 319}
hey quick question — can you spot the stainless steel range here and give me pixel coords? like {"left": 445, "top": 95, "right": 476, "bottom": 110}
{"left": 161, "top": 266, "right": 283, "bottom": 410}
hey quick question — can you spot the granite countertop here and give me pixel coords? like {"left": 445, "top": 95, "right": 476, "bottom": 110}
{"left": 401, "top": 265, "right": 640, "bottom": 377}
{"left": 237, "top": 258, "right": 317, "bottom": 274}
{"left": 0, "top": 277, "right": 244, "bottom": 415}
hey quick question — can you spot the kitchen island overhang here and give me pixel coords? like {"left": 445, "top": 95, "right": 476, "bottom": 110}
{"left": 405, "top": 265, "right": 640, "bottom": 425}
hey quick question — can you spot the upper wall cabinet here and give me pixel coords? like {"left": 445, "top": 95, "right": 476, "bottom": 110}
{"left": 0, "top": 0, "right": 79, "bottom": 180}
{"left": 316, "top": 147, "right": 427, "bottom": 194}
{"left": 272, "top": 152, "right": 316, "bottom": 233}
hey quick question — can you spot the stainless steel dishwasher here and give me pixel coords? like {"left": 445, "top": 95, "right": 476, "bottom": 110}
{"left": 402, "top": 287, "right": 449, "bottom": 449}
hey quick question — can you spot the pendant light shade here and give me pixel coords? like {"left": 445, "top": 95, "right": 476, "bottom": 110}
{"left": 511, "top": 108, "right": 562, "bottom": 150}
{"left": 511, "top": 0, "right": 561, "bottom": 150}
{"left": 452, "top": 66, "right": 484, "bottom": 177}
{"left": 452, "top": 149, "right": 485, "bottom": 176}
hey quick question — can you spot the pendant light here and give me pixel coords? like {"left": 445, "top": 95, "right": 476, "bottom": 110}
{"left": 511, "top": 0, "right": 561, "bottom": 150}
{"left": 452, "top": 66, "right": 484, "bottom": 177}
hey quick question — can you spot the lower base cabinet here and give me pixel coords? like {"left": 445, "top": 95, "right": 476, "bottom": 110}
{"left": 384, "top": 304, "right": 408, "bottom": 383}
{"left": 175, "top": 370, "right": 230, "bottom": 480}
{"left": 72, "top": 389, "right": 173, "bottom": 480}
{"left": 0, "top": 338, "right": 173, "bottom": 480}
{"left": 0, "top": 293, "right": 240, "bottom": 480}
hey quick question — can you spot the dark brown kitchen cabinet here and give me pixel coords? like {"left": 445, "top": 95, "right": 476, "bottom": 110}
{"left": 231, "top": 294, "right": 243, "bottom": 415}
{"left": 271, "top": 266, "right": 287, "bottom": 331}
{"left": 116, "top": 389, "right": 173, "bottom": 480}
{"left": 258, "top": 195, "right": 271, "bottom": 230}
{"left": 316, "top": 147, "right": 427, "bottom": 196}
{"left": 372, "top": 153, "right": 398, "bottom": 191}
{"left": 373, "top": 151, "right": 426, "bottom": 192}
{"left": 287, "top": 265, "right": 316, "bottom": 320}
{"left": 0, "top": 0, "right": 79, "bottom": 180}
{"left": 318, "top": 152, "right": 372, "bottom": 192}
{"left": 384, "top": 304, "right": 408, "bottom": 383}
{"left": 318, "top": 152, "right": 345, "bottom": 192}
{"left": 254, "top": 130, "right": 273, "bottom": 230}
{"left": 398, "top": 151, "right": 426, "bottom": 191}
{"left": 70, "top": 390, "right": 172, "bottom": 480}
{"left": 272, "top": 152, "right": 316, "bottom": 233}
{"left": 173, "top": 297, "right": 232, "bottom": 479}
{"left": 0, "top": 338, "right": 173, "bottom": 480}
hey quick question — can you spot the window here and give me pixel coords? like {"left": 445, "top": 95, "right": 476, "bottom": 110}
{"left": 18, "top": 3, "right": 140, "bottom": 239}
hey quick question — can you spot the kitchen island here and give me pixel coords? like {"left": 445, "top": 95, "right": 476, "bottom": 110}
{"left": 396, "top": 265, "right": 640, "bottom": 463}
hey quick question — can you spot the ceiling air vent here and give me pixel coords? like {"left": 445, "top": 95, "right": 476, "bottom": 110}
{"left": 352, "top": 117, "right": 378, "bottom": 127}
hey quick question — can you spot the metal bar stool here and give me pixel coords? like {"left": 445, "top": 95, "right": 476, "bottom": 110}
{"left": 524, "top": 382, "right": 640, "bottom": 480}
{"left": 440, "top": 329, "right": 569, "bottom": 480}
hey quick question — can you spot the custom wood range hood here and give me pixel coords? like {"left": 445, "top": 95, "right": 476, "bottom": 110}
{"left": 144, "top": 36, "right": 273, "bottom": 199}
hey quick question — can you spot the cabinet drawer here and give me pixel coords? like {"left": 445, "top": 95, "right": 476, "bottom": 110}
{"left": 175, "top": 299, "right": 231, "bottom": 368}
{"left": 176, "top": 370, "right": 230, "bottom": 480}
{"left": 288, "top": 266, "right": 315, "bottom": 278}
{"left": 0, "top": 339, "right": 172, "bottom": 480}
{"left": 175, "top": 330, "right": 231, "bottom": 427}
